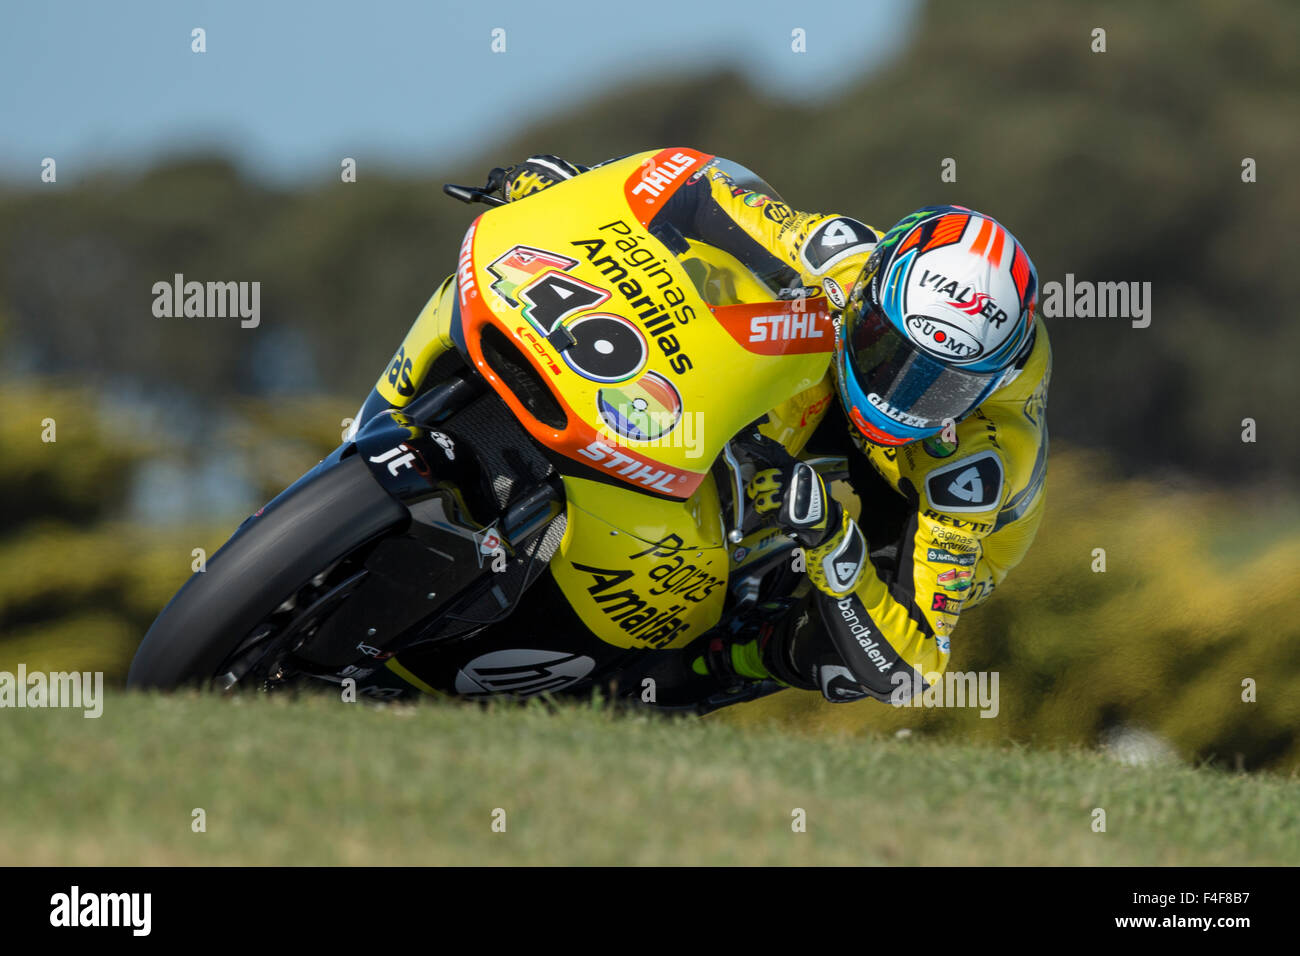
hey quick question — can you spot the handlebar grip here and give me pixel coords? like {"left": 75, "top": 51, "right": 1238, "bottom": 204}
{"left": 442, "top": 183, "right": 507, "bottom": 207}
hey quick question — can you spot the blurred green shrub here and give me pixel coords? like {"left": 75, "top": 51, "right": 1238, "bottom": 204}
{"left": 724, "top": 452, "right": 1300, "bottom": 772}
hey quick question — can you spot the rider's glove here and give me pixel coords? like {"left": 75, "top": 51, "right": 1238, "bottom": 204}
{"left": 749, "top": 459, "right": 838, "bottom": 548}
{"left": 502, "top": 155, "right": 585, "bottom": 202}
{"left": 750, "top": 460, "right": 868, "bottom": 596}
{"left": 803, "top": 508, "right": 869, "bottom": 596}
{"left": 745, "top": 467, "right": 785, "bottom": 515}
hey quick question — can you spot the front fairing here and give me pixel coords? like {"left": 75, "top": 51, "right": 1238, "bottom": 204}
{"left": 453, "top": 147, "right": 835, "bottom": 501}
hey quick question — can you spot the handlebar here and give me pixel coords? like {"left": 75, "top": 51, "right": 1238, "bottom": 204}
{"left": 443, "top": 166, "right": 509, "bottom": 208}
{"left": 442, "top": 183, "right": 506, "bottom": 207}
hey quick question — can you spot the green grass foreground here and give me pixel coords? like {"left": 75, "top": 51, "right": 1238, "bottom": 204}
{"left": 1, "top": 693, "right": 1297, "bottom": 866}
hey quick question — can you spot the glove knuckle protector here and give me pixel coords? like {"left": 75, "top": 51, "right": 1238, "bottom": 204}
{"left": 807, "top": 513, "right": 868, "bottom": 595}
{"left": 504, "top": 154, "right": 582, "bottom": 201}
{"left": 780, "top": 461, "right": 841, "bottom": 548}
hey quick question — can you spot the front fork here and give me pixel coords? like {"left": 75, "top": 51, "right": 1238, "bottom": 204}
{"left": 290, "top": 368, "right": 564, "bottom": 671}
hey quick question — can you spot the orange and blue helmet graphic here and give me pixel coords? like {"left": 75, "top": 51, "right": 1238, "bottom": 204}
{"left": 836, "top": 205, "right": 1039, "bottom": 446}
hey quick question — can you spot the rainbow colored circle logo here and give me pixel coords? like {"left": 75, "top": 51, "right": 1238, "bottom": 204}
{"left": 597, "top": 371, "right": 682, "bottom": 441}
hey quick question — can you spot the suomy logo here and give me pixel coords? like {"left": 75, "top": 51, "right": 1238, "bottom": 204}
{"left": 905, "top": 315, "right": 985, "bottom": 362}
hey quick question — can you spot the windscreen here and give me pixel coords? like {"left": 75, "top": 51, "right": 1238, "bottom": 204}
{"left": 703, "top": 158, "right": 786, "bottom": 203}
{"left": 647, "top": 157, "right": 796, "bottom": 305}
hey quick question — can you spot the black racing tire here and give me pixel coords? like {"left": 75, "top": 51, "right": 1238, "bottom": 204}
{"left": 127, "top": 453, "right": 408, "bottom": 690}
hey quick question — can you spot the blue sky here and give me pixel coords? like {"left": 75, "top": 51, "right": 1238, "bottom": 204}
{"left": 0, "top": 0, "right": 917, "bottom": 186}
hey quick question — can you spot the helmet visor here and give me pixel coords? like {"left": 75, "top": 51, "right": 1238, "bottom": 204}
{"left": 844, "top": 301, "right": 1000, "bottom": 431}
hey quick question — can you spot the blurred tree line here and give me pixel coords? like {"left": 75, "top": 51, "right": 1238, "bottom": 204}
{"left": 1, "top": 0, "right": 1296, "bottom": 481}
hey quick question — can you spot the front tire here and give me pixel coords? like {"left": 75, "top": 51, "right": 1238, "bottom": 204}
{"left": 127, "top": 453, "right": 408, "bottom": 689}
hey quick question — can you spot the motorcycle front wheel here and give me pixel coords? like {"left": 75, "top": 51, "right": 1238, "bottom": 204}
{"left": 126, "top": 452, "right": 407, "bottom": 690}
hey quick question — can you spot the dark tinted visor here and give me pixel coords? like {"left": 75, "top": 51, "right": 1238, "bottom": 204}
{"left": 845, "top": 301, "right": 999, "bottom": 429}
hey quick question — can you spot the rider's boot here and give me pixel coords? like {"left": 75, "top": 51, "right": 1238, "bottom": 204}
{"left": 691, "top": 595, "right": 820, "bottom": 693}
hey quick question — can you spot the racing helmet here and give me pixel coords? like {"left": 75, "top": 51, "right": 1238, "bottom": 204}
{"left": 834, "top": 205, "right": 1039, "bottom": 446}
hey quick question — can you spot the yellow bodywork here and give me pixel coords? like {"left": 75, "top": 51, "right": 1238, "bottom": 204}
{"left": 550, "top": 476, "right": 727, "bottom": 650}
{"left": 372, "top": 150, "right": 840, "bottom": 652}
{"left": 375, "top": 274, "right": 458, "bottom": 408}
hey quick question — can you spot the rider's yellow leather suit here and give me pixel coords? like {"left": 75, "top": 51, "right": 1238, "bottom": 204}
{"left": 503, "top": 152, "right": 1051, "bottom": 703}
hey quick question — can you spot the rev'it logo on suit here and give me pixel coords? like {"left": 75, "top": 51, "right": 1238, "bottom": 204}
{"left": 925, "top": 451, "right": 1005, "bottom": 514}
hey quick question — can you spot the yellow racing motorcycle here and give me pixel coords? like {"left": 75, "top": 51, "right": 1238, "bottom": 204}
{"left": 128, "top": 148, "right": 847, "bottom": 713}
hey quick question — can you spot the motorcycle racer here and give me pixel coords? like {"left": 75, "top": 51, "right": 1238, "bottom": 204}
{"left": 492, "top": 152, "right": 1051, "bottom": 705}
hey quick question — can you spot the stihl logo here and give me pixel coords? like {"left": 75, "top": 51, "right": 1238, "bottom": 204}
{"left": 749, "top": 311, "right": 826, "bottom": 343}
{"left": 630, "top": 152, "right": 698, "bottom": 199}
{"left": 456, "top": 221, "right": 478, "bottom": 307}
{"left": 577, "top": 439, "right": 685, "bottom": 494}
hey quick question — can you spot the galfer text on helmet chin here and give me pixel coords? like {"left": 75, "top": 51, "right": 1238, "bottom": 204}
{"left": 1039, "top": 274, "right": 1151, "bottom": 328}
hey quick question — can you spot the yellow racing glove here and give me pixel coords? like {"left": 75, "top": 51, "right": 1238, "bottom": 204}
{"left": 751, "top": 460, "right": 868, "bottom": 596}
{"left": 502, "top": 155, "right": 585, "bottom": 202}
